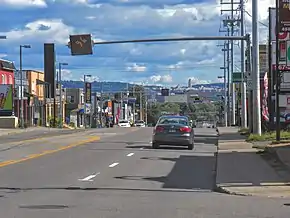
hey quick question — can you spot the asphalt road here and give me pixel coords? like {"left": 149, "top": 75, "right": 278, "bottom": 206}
{"left": 0, "top": 127, "right": 289, "bottom": 218}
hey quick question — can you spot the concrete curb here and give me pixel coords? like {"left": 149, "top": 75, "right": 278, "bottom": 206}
{"left": 263, "top": 146, "right": 290, "bottom": 171}
{"left": 214, "top": 185, "right": 253, "bottom": 197}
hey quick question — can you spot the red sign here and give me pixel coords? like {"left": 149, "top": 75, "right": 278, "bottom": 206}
{"left": 272, "top": 64, "right": 290, "bottom": 70}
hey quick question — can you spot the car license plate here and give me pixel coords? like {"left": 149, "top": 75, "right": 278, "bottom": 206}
{"left": 169, "top": 129, "right": 176, "bottom": 132}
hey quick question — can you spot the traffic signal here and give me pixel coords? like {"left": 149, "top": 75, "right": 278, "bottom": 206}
{"left": 69, "top": 34, "right": 93, "bottom": 56}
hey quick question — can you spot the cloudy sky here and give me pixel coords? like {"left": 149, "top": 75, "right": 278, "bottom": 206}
{"left": 0, "top": 0, "right": 273, "bottom": 85}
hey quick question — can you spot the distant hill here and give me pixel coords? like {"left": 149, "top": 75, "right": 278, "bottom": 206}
{"left": 62, "top": 80, "right": 224, "bottom": 92}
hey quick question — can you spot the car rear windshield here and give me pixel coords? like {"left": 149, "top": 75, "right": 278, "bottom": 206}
{"left": 135, "top": 120, "right": 144, "bottom": 124}
{"left": 158, "top": 117, "right": 188, "bottom": 126}
{"left": 119, "top": 120, "right": 129, "bottom": 123}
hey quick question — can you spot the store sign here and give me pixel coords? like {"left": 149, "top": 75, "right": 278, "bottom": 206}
{"left": 270, "top": 8, "right": 290, "bottom": 40}
{"left": 272, "top": 41, "right": 290, "bottom": 70}
{"left": 279, "top": 0, "right": 290, "bottom": 32}
{"left": 287, "top": 40, "right": 290, "bottom": 67}
{"left": 85, "top": 82, "right": 91, "bottom": 103}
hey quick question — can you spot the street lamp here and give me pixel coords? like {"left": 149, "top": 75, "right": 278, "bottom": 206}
{"left": 19, "top": 45, "right": 31, "bottom": 129}
{"left": 83, "top": 74, "right": 92, "bottom": 128}
{"left": 58, "top": 62, "right": 68, "bottom": 128}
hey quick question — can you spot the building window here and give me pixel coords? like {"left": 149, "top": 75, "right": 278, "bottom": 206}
{"left": 81, "top": 95, "right": 84, "bottom": 104}
{"left": 8, "top": 75, "right": 12, "bottom": 84}
{"left": 2, "top": 74, "right": 6, "bottom": 84}
{"left": 67, "top": 95, "right": 75, "bottom": 103}
{"left": 70, "top": 96, "right": 75, "bottom": 103}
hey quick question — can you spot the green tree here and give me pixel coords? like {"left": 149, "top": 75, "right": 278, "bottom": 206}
{"left": 147, "top": 102, "right": 180, "bottom": 124}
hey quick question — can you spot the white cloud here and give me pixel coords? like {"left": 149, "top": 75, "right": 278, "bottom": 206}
{"left": 188, "top": 76, "right": 212, "bottom": 85}
{"left": 1, "top": 19, "right": 74, "bottom": 44}
{"left": 0, "top": 54, "right": 7, "bottom": 58}
{"left": 126, "top": 63, "right": 146, "bottom": 72}
{"left": 79, "top": 75, "right": 99, "bottom": 82}
{"left": 2, "top": 0, "right": 47, "bottom": 7}
{"left": 56, "top": 69, "right": 73, "bottom": 80}
{"left": 150, "top": 74, "right": 173, "bottom": 83}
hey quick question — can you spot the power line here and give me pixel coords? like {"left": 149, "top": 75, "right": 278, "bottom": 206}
{"left": 244, "top": 10, "right": 268, "bottom": 27}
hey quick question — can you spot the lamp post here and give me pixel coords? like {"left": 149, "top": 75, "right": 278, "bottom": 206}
{"left": 19, "top": 45, "right": 31, "bottom": 129}
{"left": 83, "top": 74, "right": 92, "bottom": 128}
{"left": 58, "top": 62, "right": 68, "bottom": 128}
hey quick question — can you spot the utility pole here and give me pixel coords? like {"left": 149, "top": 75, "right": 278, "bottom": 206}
{"left": 226, "top": 40, "right": 231, "bottom": 126}
{"left": 19, "top": 45, "right": 31, "bottom": 128}
{"left": 240, "top": 0, "right": 247, "bottom": 128}
{"left": 222, "top": 44, "right": 228, "bottom": 126}
{"left": 230, "top": 0, "right": 236, "bottom": 126}
{"left": 133, "top": 85, "right": 136, "bottom": 123}
{"left": 120, "top": 91, "right": 123, "bottom": 120}
{"left": 220, "top": 0, "right": 241, "bottom": 126}
{"left": 140, "top": 91, "right": 143, "bottom": 121}
{"left": 252, "top": 0, "right": 261, "bottom": 135}
{"left": 58, "top": 62, "right": 68, "bottom": 128}
{"left": 100, "top": 82, "right": 104, "bottom": 127}
{"left": 275, "top": 4, "right": 281, "bottom": 140}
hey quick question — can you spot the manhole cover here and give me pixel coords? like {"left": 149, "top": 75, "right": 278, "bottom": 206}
{"left": 19, "top": 205, "right": 70, "bottom": 209}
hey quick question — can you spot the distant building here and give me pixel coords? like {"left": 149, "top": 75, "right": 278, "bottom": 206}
{"left": 188, "top": 78, "right": 192, "bottom": 88}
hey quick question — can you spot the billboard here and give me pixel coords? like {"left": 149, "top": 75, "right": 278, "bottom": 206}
{"left": 279, "top": 0, "right": 290, "bottom": 32}
{"left": 270, "top": 8, "right": 290, "bottom": 70}
{"left": 270, "top": 8, "right": 290, "bottom": 41}
{"left": 0, "top": 85, "right": 13, "bottom": 111}
{"left": 259, "top": 44, "right": 268, "bottom": 75}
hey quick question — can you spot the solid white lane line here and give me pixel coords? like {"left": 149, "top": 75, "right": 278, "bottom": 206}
{"left": 127, "top": 153, "right": 134, "bottom": 157}
{"left": 78, "top": 173, "right": 99, "bottom": 181}
{"left": 109, "top": 162, "right": 119, "bottom": 168}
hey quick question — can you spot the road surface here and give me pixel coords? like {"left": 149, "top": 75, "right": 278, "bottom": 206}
{"left": 0, "top": 127, "right": 289, "bottom": 217}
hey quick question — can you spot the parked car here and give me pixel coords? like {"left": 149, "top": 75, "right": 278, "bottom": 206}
{"left": 118, "top": 120, "right": 131, "bottom": 127}
{"left": 134, "top": 120, "right": 146, "bottom": 127}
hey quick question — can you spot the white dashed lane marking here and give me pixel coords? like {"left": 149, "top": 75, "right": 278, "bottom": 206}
{"left": 78, "top": 173, "right": 100, "bottom": 181}
{"left": 109, "top": 162, "right": 119, "bottom": 168}
{"left": 127, "top": 153, "right": 134, "bottom": 157}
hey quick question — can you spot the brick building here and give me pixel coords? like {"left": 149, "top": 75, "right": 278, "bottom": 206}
{"left": 0, "top": 59, "right": 15, "bottom": 85}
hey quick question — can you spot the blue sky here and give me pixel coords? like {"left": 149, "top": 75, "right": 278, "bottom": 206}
{"left": 0, "top": 0, "right": 272, "bottom": 86}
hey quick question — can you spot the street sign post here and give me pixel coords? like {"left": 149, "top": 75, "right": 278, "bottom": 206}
{"left": 232, "top": 72, "right": 242, "bottom": 83}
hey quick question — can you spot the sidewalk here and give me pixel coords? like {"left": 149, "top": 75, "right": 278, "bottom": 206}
{"left": 216, "top": 127, "right": 290, "bottom": 198}
{"left": 0, "top": 126, "right": 74, "bottom": 137}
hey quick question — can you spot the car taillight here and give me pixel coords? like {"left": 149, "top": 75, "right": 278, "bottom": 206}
{"left": 155, "top": 126, "right": 164, "bottom": 132}
{"left": 180, "top": 127, "right": 191, "bottom": 133}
